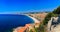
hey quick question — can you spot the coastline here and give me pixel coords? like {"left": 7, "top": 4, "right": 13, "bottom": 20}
{"left": 13, "top": 15, "right": 40, "bottom": 32}
{"left": 26, "top": 15, "right": 40, "bottom": 24}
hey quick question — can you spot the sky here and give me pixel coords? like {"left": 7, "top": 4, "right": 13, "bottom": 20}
{"left": 0, "top": 0, "right": 60, "bottom": 13}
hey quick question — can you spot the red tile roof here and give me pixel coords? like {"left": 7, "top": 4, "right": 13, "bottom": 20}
{"left": 16, "top": 24, "right": 31, "bottom": 32}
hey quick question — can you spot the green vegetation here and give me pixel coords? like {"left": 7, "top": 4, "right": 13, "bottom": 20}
{"left": 34, "top": 28, "right": 39, "bottom": 32}
{"left": 29, "top": 6, "right": 60, "bottom": 32}
{"left": 53, "top": 6, "right": 60, "bottom": 14}
{"left": 43, "top": 6, "right": 60, "bottom": 25}
{"left": 39, "top": 24, "right": 45, "bottom": 32}
{"left": 38, "top": 6, "right": 60, "bottom": 32}
{"left": 30, "top": 29, "right": 33, "bottom": 32}
{"left": 43, "top": 12, "right": 58, "bottom": 25}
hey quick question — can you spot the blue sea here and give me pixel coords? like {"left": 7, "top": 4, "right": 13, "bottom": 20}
{"left": 0, "top": 14, "right": 34, "bottom": 32}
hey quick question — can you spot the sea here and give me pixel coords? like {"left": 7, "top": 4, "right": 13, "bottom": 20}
{"left": 0, "top": 14, "right": 34, "bottom": 32}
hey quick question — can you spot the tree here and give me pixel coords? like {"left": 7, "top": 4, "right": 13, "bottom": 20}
{"left": 43, "top": 12, "right": 58, "bottom": 25}
{"left": 43, "top": 12, "right": 52, "bottom": 25}
{"left": 53, "top": 6, "right": 60, "bottom": 14}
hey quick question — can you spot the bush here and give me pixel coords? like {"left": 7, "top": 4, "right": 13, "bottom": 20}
{"left": 39, "top": 24, "right": 45, "bottom": 32}
{"left": 43, "top": 12, "right": 58, "bottom": 25}
{"left": 53, "top": 6, "right": 60, "bottom": 14}
{"left": 30, "top": 29, "right": 33, "bottom": 32}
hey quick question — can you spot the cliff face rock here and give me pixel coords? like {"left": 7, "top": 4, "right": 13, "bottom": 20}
{"left": 47, "top": 17, "right": 60, "bottom": 32}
